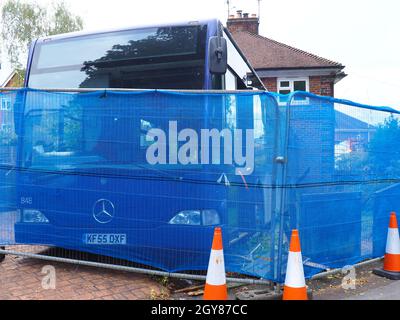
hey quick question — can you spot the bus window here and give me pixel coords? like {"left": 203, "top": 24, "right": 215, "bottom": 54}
{"left": 28, "top": 25, "right": 208, "bottom": 90}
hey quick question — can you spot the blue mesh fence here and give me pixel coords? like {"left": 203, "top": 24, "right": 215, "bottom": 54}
{"left": 0, "top": 89, "right": 398, "bottom": 283}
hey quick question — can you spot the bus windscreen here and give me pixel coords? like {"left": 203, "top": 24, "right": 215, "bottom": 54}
{"left": 28, "top": 25, "right": 207, "bottom": 90}
{"left": 21, "top": 93, "right": 223, "bottom": 173}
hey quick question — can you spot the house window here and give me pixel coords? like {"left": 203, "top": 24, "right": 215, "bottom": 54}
{"left": 277, "top": 78, "right": 309, "bottom": 104}
{"left": 278, "top": 78, "right": 309, "bottom": 95}
{"left": 1, "top": 98, "right": 11, "bottom": 111}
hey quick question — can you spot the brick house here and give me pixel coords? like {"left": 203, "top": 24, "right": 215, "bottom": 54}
{"left": 226, "top": 11, "right": 346, "bottom": 97}
{"left": 225, "top": 12, "right": 376, "bottom": 183}
{"left": 0, "top": 70, "right": 22, "bottom": 134}
{"left": 1, "top": 70, "right": 23, "bottom": 88}
{"left": 226, "top": 12, "right": 376, "bottom": 150}
{"left": 226, "top": 14, "right": 369, "bottom": 257}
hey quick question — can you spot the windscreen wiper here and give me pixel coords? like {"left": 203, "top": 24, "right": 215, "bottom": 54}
{"left": 129, "top": 163, "right": 183, "bottom": 180}
{"left": 75, "top": 161, "right": 182, "bottom": 180}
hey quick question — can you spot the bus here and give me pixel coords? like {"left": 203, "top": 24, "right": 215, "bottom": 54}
{"left": 10, "top": 19, "right": 276, "bottom": 274}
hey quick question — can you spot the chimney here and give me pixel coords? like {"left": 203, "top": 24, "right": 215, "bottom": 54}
{"left": 227, "top": 10, "right": 259, "bottom": 35}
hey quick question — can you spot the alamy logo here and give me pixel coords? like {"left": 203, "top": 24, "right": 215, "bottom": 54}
{"left": 41, "top": 265, "right": 56, "bottom": 290}
{"left": 146, "top": 121, "right": 255, "bottom": 176}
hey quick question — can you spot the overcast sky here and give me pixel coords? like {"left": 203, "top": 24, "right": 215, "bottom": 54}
{"left": 0, "top": 0, "right": 399, "bottom": 107}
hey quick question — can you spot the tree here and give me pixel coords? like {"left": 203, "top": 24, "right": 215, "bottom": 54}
{"left": 368, "top": 115, "right": 400, "bottom": 177}
{"left": 1, "top": 0, "right": 83, "bottom": 69}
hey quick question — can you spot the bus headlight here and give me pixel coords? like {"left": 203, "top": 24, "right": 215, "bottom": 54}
{"left": 169, "top": 209, "right": 220, "bottom": 226}
{"left": 22, "top": 209, "right": 49, "bottom": 223}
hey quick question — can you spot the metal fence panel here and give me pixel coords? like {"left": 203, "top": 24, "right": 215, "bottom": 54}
{"left": 0, "top": 88, "right": 398, "bottom": 283}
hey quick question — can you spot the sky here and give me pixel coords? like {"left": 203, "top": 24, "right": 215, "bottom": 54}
{"left": 0, "top": 0, "right": 399, "bottom": 107}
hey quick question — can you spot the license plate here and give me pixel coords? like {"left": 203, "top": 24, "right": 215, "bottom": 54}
{"left": 84, "top": 234, "right": 127, "bottom": 245}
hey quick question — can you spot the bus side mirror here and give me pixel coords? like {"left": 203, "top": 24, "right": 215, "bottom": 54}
{"left": 209, "top": 36, "right": 227, "bottom": 75}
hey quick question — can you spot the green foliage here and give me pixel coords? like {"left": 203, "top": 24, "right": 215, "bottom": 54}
{"left": 1, "top": 0, "right": 83, "bottom": 69}
{"left": 368, "top": 115, "right": 400, "bottom": 176}
{"left": 335, "top": 151, "right": 368, "bottom": 173}
{"left": 51, "top": 2, "right": 83, "bottom": 36}
{"left": 335, "top": 115, "right": 400, "bottom": 178}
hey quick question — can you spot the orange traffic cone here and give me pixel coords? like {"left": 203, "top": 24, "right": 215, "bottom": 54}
{"left": 374, "top": 212, "right": 400, "bottom": 280}
{"left": 283, "top": 230, "right": 308, "bottom": 300}
{"left": 203, "top": 227, "right": 228, "bottom": 300}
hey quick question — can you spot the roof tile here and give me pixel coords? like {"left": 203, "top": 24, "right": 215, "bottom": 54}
{"left": 231, "top": 31, "right": 344, "bottom": 70}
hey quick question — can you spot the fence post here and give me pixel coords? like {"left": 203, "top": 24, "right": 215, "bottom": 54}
{"left": 275, "top": 92, "right": 297, "bottom": 291}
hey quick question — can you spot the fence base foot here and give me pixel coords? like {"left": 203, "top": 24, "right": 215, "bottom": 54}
{"left": 235, "top": 288, "right": 313, "bottom": 300}
{"left": 373, "top": 268, "right": 400, "bottom": 280}
{"left": 0, "top": 247, "right": 5, "bottom": 263}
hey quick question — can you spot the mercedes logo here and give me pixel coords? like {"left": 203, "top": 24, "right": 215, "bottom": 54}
{"left": 93, "top": 199, "right": 115, "bottom": 224}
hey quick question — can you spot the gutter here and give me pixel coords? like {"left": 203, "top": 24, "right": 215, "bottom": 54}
{"left": 255, "top": 67, "right": 347, "bottom": 81}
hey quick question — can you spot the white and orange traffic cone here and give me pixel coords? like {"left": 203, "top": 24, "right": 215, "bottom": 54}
{"left": 374, "top": 212, "right": 400, "bottom": 280}
{"left": 203, "top": 227, "right": 228, "bottom": 300}
{"left": 283, "top": 230, "right": 308, "bottom": 300}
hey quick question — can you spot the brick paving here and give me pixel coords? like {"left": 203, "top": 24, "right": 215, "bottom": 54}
{"left": 0, "top": 247, "right": 168, "bottom": 300}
